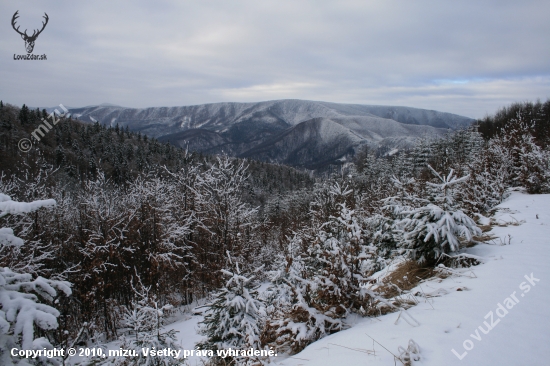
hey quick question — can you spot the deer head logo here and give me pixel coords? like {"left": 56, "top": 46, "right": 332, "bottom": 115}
{"left": 12, "top": 11, "right": 49, "bottom": 54}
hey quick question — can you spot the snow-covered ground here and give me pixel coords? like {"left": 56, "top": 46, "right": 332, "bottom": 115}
{"left": 165, "top": 314, "right": 205, "bottom": 365}
{"left": 168, "top": 192, "right": 550, "bottom": 365}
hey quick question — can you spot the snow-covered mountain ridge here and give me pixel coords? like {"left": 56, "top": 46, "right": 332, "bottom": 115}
{"left": 69, "top": 100, "right": 474, "bottom": 169}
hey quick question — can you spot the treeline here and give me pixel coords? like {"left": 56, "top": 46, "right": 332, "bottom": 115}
{"left": 476, "top": 99, "right": 550, "bottom": 145}
{"left": 0, "top": 101, "right": 184, "bottom": 183}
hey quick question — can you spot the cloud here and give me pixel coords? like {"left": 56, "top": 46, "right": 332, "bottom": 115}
{"left": 1, "top": 0, "right": 549, "bottom": 118}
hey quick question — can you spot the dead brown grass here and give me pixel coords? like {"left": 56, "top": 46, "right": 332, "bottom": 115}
{"left": 478, "top": 224, "right": 493, "bottom": 233}
{"left": 471, "top": 234, "right": 499, "bottom": 244}
{"left": 377, "top": 260, "right": 435, "bottom": 299}
{"left": 469, "top": 223, "right": 498, "bottom": 244}
{"left": 363, "top": 260, "right": 436, "bottom": 317}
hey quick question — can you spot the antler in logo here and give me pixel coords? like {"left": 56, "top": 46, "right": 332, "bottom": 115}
{"left": 12, "top": 11, "right": 49, "bottom": 54}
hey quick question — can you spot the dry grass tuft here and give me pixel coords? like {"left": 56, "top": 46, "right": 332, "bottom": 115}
{"left": 478, "top": 224, "right": 493, "bottom": 233}
{"left": 470, "top": 223, "right": 498, "bottom": 243}
{"left": 471, "top": 234, "right": 498, "bottom": 243}
{"left": 439, "top": 253, "right": 482, "bottom": 268}
{"left": 377, "top": 260, "right": 435, "bottom": 299}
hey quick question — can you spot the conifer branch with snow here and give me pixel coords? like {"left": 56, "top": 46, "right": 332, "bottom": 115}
{"left": 0, "top": 193, "right": 71, "bottom": 366}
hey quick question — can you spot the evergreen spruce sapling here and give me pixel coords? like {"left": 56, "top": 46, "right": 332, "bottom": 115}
{"left": 197, "top": 256, "right": 264, "bottom": 365}
{"left": 307, "top": 200, "right": 376, "bottom": 317}
{"left": 461, "top": 140, "right": 511, "bottom": 214}
{"left": 263, "top": 230, "right": 343, "bottom": 355}
{"left": 376, "top": 175, "right": 422, "bottom": 258}
{"left": 0, "top": 193, "right": 71, "bottom": 366}
{"left": 262, "top": 235, "right": 324, "bottom": 355}
{"left": 397, "top": 166, "right": 481, "bottom": 265}
{"left": 264, "top": 184, "right": 378, "bottom": 355}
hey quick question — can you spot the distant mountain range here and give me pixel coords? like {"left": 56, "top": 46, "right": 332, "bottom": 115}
{"left": 69, "top": 100, "right": 474, "bottom": 169}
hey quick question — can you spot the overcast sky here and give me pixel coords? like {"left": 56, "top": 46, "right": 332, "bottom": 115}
{"left": 1, "top": 0, "right": 549, "bottom": 118}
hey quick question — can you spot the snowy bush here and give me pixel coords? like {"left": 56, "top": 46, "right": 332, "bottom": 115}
{"left": 263, "top": 236, "right": 340, "bottom": 355}
{"left": 377, "top": 175, "right": 422, "bottom": 257}
{"left": 506, "top": 128, "right": 550, "bottom": 193}
{"left": 460, "top": 140, "right": 511, "bottom": 215}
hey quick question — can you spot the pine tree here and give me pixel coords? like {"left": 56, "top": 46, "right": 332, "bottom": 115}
{"left": 262, "top": 236, "right": 331, "bottom": 355}
{"left": 264, "top": 183, "right": 378, "bottom": 355}
{"left": 461, "top": 139, "right": 511, "bottom": 214}
{"left": 503, "top": 123, "right": 550, "bottom": 193}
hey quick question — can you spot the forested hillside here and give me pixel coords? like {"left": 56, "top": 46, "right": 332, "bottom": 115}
{"left": 0, "top": 101, "right": 314, "bottom": 206}
{"left": 69, "top": 100, "right": 474, "bottom": 170}
{"left": 0, "top": 100, "right": 549, "bottom": 365}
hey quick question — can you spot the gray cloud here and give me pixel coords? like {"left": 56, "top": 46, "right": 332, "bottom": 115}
{"left": 1, "top": 0, "right": 549, "bottom": 118}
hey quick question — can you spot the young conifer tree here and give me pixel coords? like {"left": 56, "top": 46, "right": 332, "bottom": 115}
{"left": 0, "top": 193, "right": 71, "bottom": 366}
{"left": 197, "top": 254, "right": 264, "bottom": 365}
{"left": 396, "top": 166, "right": 481, "bottom": 265}
{"left": 264, "top": 183, "right": 379, "bottom": 355}
{"left": 116, "top": 273, "right": 182, "bottom": 366}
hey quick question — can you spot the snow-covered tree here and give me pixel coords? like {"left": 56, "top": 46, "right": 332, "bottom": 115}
{"left": 0, "top": 193, "right": 71, "bottom": 366}
{"left": 505, "top": 126, "right": 550, "bottom": 193}
{"left": 371, "top": 175, "right": 421, "bottom": 258}
{"left": 116, "top": 274, "right": 182, "bottom": 366}
{"left": 197, "top": 256, "right": 264, "bottom": 365}
{"left": 264, "top": 183, "right": 379, "bottom": 355}
{"left": 409, "top": 136, "right": 434, "bottom": 173}
{"left": 460, "top": 139, "right": 511, "bottom": 214}
{"left": 478, "top": 112, "right": 550, "bottom": 194}
{"left": 396, "top": 167, "right": 481, "bottom": 265}
{"left": 306, "top": 199, "right": 377, "bottom": 316}
{"left": 192, "top": 157, "right": 260, "bottom": 289}
{"left": 262, "top": 236, "right": 336, "bottom": 355}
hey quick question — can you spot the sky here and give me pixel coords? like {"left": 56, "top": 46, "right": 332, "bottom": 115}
{"left": 1, "top": 0, "right": 549, "bottom": 119}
